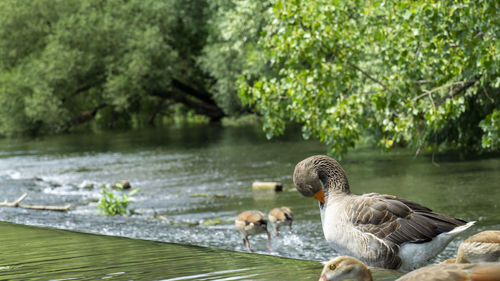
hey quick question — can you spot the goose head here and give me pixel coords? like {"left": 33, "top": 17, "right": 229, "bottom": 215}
{"left": 294, "top": 155, "right": 350, "bottom": 204}
{"left": 293, "top": 157, "right": 324, "bottom": 202}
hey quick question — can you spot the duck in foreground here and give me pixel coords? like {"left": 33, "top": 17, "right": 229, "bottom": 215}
{"left": 294, "top": 155, "right": 474, "bottom": 271}
{"left": 443, "top": 230, "right": 500, "bottom": 264}
{"left": 319, "top": 256, "right": 500, "bottom": 281}
{"left": 268, "top": 206, "right": 293, "bottom": 237}
{"left": 235, "top": 210, "right": 271, "bottom": 252}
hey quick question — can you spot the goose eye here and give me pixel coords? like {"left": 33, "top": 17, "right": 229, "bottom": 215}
{"left": 329, "top": 264, "right": 336, "bottom": 270}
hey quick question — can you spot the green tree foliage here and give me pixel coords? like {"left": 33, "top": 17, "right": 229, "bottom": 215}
{"left": 238, "top": 0, "right": 500, "bottom": 158}
{"left": 0, "top": 0, "right": 222, "bottom": 136}
{"left": 1, "top": 0, "right": 498, "bottom": 159}
{"left": 199, "top": 0, "right": 272, "bottom": 115}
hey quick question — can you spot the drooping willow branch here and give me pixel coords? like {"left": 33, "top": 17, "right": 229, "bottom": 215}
{"left": 435, "top": 76, "right": 481, "bottom": 106}
{"left": 413, "top": 76, "right": 481, "bottom": 106}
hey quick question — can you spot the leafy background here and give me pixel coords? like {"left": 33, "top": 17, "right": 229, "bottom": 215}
{"left": 0, "top": 0, "right": 498, "bottom": 158}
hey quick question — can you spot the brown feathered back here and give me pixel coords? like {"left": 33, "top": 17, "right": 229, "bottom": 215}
{"left": 397, "top": 262, "right": 500, "bottom": 281}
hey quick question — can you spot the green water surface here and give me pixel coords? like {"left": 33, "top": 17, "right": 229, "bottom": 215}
{"left": 0, "top": 222, "right": 399, "bottom": 281}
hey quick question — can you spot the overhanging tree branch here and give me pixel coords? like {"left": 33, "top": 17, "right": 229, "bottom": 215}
{"left": 435, "top": 76, "right": 481, "bottom": 106}
{"left": 171, "top": 78, "right": 216, "bottom": 106}
{"left": 149, "top": 78, "right": 225, "bottom": 121}
{"left": 59, "top": 104, "right": 107, "bottom": 132}
{"left": 61, "top": 76, "right": 106, "bottom": 104}
{"left": 319, "top": 41, "right": 391, "bottom": 92}
{"left": 345, "top": 61, "right": 391, "bottom": 92}
{"left": 150, "top": 89, "right": 225, "bottom": 121}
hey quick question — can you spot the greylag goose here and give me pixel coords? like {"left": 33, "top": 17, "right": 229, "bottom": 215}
{"left": 235, "top": 210, "right": 271, "bottom": 251}
{"left": 268, "top": 206, "right": 293, "bottom": 237}
{"left": 443, "top": 230, "right": 500, "bottom": 264}
{"left": 319, "top": 256, "right": 500, "bottom": 281}
{"left": 294, "top": 155, "right": 474, "bottom": 271}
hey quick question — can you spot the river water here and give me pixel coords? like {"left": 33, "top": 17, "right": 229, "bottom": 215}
{"left": 0, "top": 125, "right": 499, "bottom": 279}
{"left": 0, "top": 221, "right": 331, "bottom": 280}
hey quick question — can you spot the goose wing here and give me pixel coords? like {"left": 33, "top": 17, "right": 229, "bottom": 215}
{"left": 349, "top": 193, "right": 467, "bottom": 245}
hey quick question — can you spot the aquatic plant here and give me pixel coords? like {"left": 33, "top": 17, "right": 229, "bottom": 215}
{"left": 97, "top": 185, "right": 138, "bottom": 216}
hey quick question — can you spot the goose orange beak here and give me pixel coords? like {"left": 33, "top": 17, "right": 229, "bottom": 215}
{"left": 313, "top": 189, "right": 325, "bottom": 204}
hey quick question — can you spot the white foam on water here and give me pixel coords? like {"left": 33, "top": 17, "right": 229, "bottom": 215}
{"left": 6, "top": 170, "right": 22, "bottom": 179}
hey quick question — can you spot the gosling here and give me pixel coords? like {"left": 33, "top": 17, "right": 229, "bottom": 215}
{"left": 235, "top": 210, "right": 271, "bottom": 251}
{"left": 268, "top": 206, "right": 293, "bottom": 237}
{"left": 319, "top": 256, "right": 500, "bottom": 281}
{"left": 442, "top": 230, "right": 500, "bottom": 264}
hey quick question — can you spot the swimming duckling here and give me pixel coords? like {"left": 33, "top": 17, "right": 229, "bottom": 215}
{"left": 320, "top": 256, "right": 500, "bottom": 281}
{"left": 319, "top": 256, "right": 373, "bottom": 281}
{"left": 268, "top": 206, "right": 293, "bottom": 237}
{"left": 235, "top": 210, "right": 271, "bottom": 252}
{"left": 398, "top": 262, "right": 500, "bottom": 281}
{"left": 442, "top": 230, "right": 500, "bottom": 264}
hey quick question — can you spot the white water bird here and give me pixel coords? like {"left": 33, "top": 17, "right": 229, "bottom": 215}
{"left": 294, "top": 155, "right": 474, "bottom": 271}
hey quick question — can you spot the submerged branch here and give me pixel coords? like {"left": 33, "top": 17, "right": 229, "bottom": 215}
{"left": 0, "top": 193, "right": 71, "bottom": 212}
{"left": 1, "top": 193, "right": 27, "bottom": 207}
{"left": 18, "top": 204, "right": 71, "bottom": 212}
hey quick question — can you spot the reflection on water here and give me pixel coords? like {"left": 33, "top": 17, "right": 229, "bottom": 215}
{"left": 0, "top": 125, "right": 499, "bottom": 274}
{"left": 0, "top": 222, "right": 346, "bottom": 281}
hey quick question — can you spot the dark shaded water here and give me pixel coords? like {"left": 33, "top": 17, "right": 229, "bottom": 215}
{"left": 0, "top": 125, "right": 499, "bottom": 279}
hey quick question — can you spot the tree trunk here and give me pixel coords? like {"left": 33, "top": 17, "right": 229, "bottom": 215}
{"left": 151, "top": 80, "right": 225, "bottom": 121}
{"left": 60, "top": 104, "right": 107, "bottom": 132}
